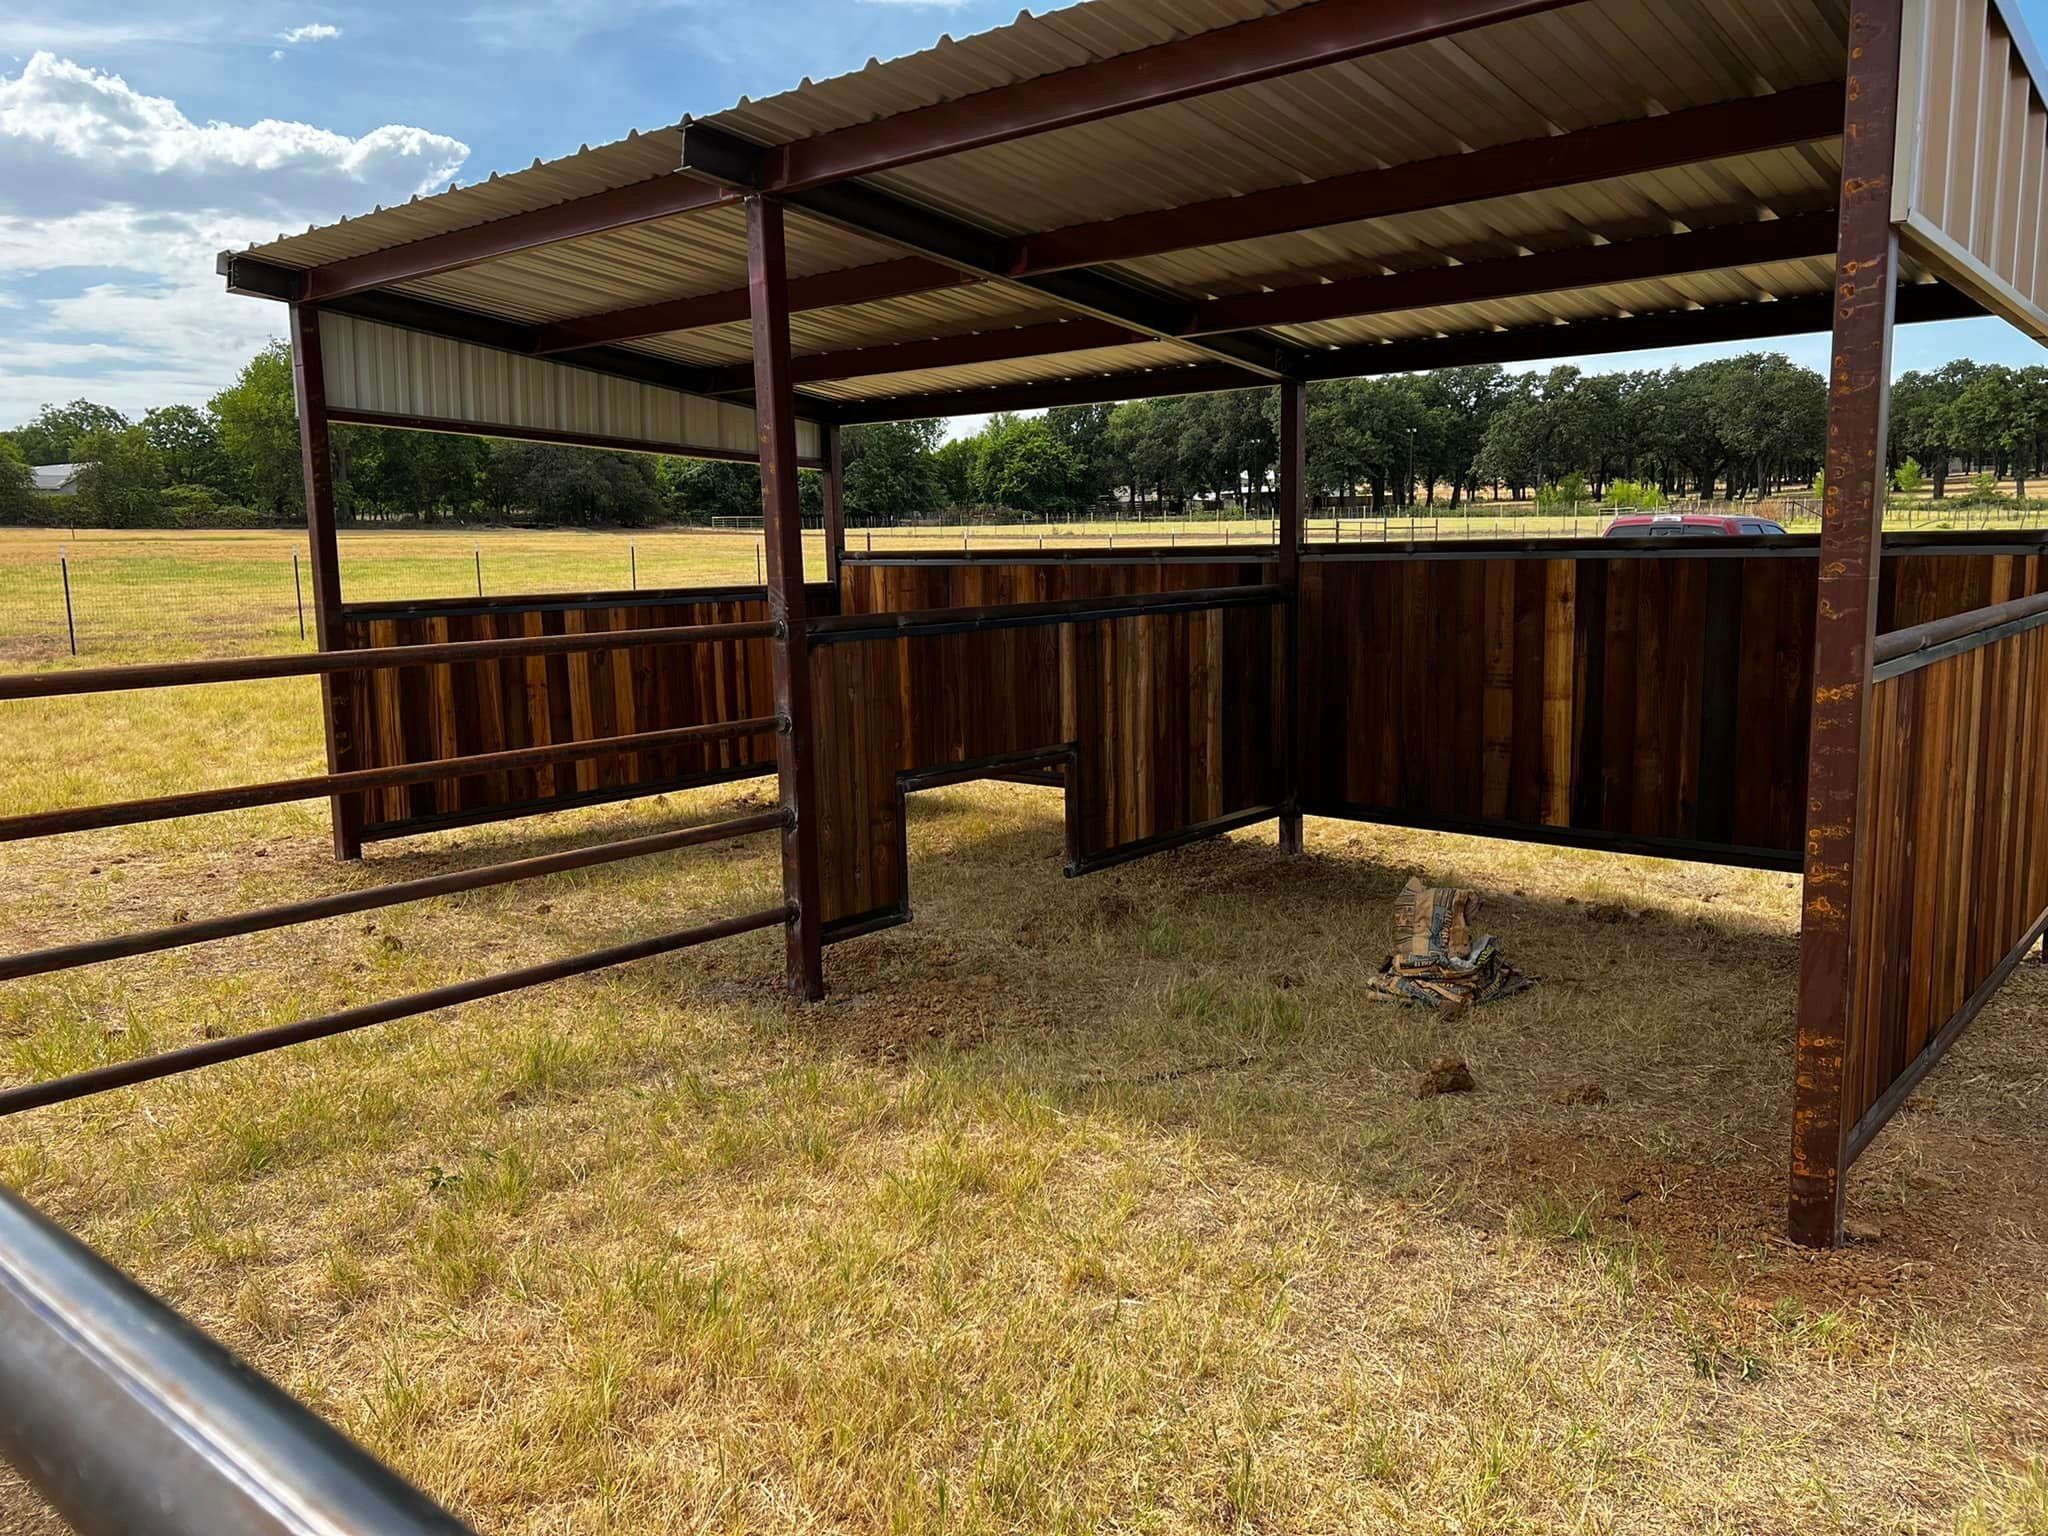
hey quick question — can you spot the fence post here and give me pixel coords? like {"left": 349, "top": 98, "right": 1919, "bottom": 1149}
{"left": 756, "top": 541, "right": 764, "bottom": 585}
{"left": 473, "top": 546, "right": 483, "bottom": 597}
{"left": 292, "top": 552, "right": 306, "bottom": 641}
{"left": 58, "top": 551, "right": 76, "bottom": 658}
{"left": 630, "top": 542, "right": 638, "bottom": 590}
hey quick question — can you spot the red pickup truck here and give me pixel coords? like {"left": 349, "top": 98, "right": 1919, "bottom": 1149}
{"left": 1603, "top": 513, "right": 1788, "bottom": 537}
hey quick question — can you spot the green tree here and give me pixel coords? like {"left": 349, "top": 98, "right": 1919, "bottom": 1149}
{"left": 843, "top": 420, "right": 942, "bottom": 522}
{"left": 483, "top": 442, "right": 663, "bottom": 525}
{"left": 930, "top": 437, "right": 977, "bottom": 509}
{"left": 974, "top": 413, "right": 1080, "bottom": 514}
{"left": 210, "top": 341, "right": 303, "bottom": 519}
{"left": 0, "top": 438, "right": 34, "bottom": 522}
{"left": 142, "top": 404, "right": 230, "bottom": 491}
{"left": 12, "top": 400, "right": 130, "bottom": 465}
{"left": 1889, "top": 368, "right": 1964, "bottom": 501}
{"left": 71, "top": 425, "right": 166, "bottom": 526}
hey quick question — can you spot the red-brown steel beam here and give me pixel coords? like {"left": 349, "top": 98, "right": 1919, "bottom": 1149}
{"left": 751, "top": 0, "right": 1585, "bottom": 193}
{"left": 826, "top": 282, "right": 1978, "bottom": 423}
{"left": 1187, "top": 211, "right": 1843, "bottom": 335}
{"left": 551, "top": 89, "right": 1843, "bottom": 356}
{"left": 298, "top": 174, "right": 731, "bottom": 303}
{"left": 534, "top": 256, "right": 970, "bottom": 355}
{"left": 1277, "top": 378, "right": 1305, "bottom": 858}
{"left": 748, "top": 195, "right": 827, "bottom": 1001}
{"left": 691, "top": 213, "right": 1841, "bottom": 394}
{"left": 699, "top": 317, "right": 1147, "bottom": 394}
{"left": 1296, "top": 280, "right": 1976, "bottom": 380}
{"left": 1016, "top": 84, "right": 1843, "bottom": 274}
{"left": 821, "top": 422, "right": 846, "bottom": 588}
{"left": 287, "top": 304, "right": 363, "bottom": 863}
{"left": 1790, "top": 0, "right": 1906, "bottom": 1251}
{"left": 829, "top": 363, "right": 1270, "bottom": 424}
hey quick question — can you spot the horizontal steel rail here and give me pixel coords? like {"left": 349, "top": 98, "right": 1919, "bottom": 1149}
{"left": 0, "top": 1185, "right": 475, "bottom": 1536}
{"left": 809, "top": 583, "right": 1285, "bottom": 644}
{"left": 0, "top": 809, "right": 790, "bottom": 983}
{"left": 0, "top": 717, "right": 781, "bottom": 842}
{"left": 0, "top": 619, "right": 781, "bottom": 701}
{"left": 0, "top": 904, "right": 791, "bottom": 1117}
{"left": 1871, "top": 588, "right": 2048, "bottom": 677}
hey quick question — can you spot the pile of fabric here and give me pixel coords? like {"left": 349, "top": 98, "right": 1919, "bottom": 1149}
{"left": 1364, "top": 877, "right": 1533, "bottom": 1007}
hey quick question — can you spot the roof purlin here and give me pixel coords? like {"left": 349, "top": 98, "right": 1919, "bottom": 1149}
{"left": 681, "top": 119, "right": 1312, "bottom": 381}
{"left": 530, "top": 86, "right": 1842, "bottom": 357}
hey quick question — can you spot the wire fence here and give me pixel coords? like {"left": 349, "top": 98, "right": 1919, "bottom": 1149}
{"left": 5, "top": 497, "right": 2047, "bottom": 665}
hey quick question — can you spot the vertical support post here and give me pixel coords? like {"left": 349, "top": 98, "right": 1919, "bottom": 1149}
{"left": 1791, "top": 0, "right": 1905, "bottom": 1249}
{"left": 747, "top": 195, "right": 826, "bottom": 1001}
{"left": 58, "top": 552, "right": 76, "bottom": 657}
{"left": 822, "top": 422, "right": 847, "bottom": 590}
{"left": 288, "top": 303, "right": 363, "bottom": 862}
{"left": 1277, "top": 379, "right": 1306, "bottom": 856}
{"left": 292, "top": 552, "right": 306, "bottom": 641}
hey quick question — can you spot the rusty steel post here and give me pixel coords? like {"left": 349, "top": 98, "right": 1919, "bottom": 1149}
{"left": 822, "top": 421, "right": 847, "bottom": 590}
{"left": 747, "top": 195, "right": 827, "bottom": 1000}
{"left": 288, "top": 304, "right": 365, "bottom": 862}
{"left": 1277, "top": 378, "right": 1306, "bottom": 856}
{"left": 1791, "top": 0, "right": 1905, "bottom": 1250}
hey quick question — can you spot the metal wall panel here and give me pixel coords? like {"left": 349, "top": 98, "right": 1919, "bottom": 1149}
{"left": 1897, "top": 0, "right": 2048, "bottom": 339}
{"left": 318, "top": 313, "right": 819, "bottom": 461}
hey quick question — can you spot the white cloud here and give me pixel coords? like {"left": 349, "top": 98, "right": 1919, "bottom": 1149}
{"left": 0, "top": 53, "right": 469, "bottom": 424}
{"left": 270, "top": 49, "right": 286, "bottom": 63}
{"left": 278, "top": 23, "right": 342, "bottom": 44}
{"left": 0, "top": 53, "right": 468, "bottom": 218}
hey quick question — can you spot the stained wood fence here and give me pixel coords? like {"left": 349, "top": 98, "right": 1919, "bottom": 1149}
{"left": 329, "top": 585, "right": 829, "bottom": 841}
{"left": 1845, "top": 602, "right": 2048, "bottom": 1159}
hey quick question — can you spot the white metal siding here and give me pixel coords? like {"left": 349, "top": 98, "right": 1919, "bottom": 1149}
{"left": 319, "top": 314, "right": 818, "bottom": 461}
{"left": 1897, "top": 0, "right": 2048, "bottom": 339}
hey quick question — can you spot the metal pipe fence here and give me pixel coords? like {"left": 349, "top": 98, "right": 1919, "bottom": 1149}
{"left": 0, "top": 1184, "right": 477, "bottom": 1536}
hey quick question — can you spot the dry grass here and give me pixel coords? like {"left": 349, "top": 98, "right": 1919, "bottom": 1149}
{"left": 1, "top": 663, "right": 2046, "bottom": 1534}
{"left": 1, "top": 547, "right": 2046, "bottom": 1532}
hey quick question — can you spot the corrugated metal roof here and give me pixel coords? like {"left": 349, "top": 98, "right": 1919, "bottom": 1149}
{"left": 228, "top": 0, "right": 2037, "bottom": 423}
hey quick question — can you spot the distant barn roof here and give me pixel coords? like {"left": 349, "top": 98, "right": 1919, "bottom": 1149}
{"left": 29, "top": 464, "right": 86, "bottom": 493}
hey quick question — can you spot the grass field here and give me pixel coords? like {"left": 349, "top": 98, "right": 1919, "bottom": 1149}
{"left": 0, "top": 534, "right": 2046, "bottom": 1533}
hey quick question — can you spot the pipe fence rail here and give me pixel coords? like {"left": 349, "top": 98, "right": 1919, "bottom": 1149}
{"left": 0, "top": 1181, "right": 479, "bottom": 1536}
{"left": 0, "top": 620, "right": 796, "bottom": 1119}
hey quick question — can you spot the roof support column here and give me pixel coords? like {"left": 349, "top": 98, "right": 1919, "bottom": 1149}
{"left": 1277, "top": 379, "right": 1305, "bottom": 857}
{"left": 287, "top": 304, "right": 363, "bottom": 863}
{"left": 747, "top": 194, "right": 827, "bottom": 1001}
{"left": 822, "top": 422, "right": 847, "bottom": 592}
{"left": 1792, "top": 0, "right": 1905, "bottom": 1249}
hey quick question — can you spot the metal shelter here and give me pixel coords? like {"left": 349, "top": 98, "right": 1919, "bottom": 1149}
{"left": 8, "top": 0, "right": 2048, "bottom": 1259}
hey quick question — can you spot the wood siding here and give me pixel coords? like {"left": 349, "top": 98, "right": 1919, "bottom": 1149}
{"left": 838, "top": 539, "right": 2048, "bottom": 867}
{"left": 332, "top": 587, "right": 790, "bottom": 841}
{"left": 807, "top": 601, "right": 1285, "bottom": 935}
{"left": 1299, "top": 552, "right": 1816, "bottom": 859}
{"left": 1848, "top": 620, "right": 2048, "bottom": 1144}
{"left": 838, "top": 551, "right": 1275, "bottom": 614}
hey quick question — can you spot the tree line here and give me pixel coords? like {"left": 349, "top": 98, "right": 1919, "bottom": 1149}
{"left": 4, "top": 343, "right": 2044, "bottom": 531}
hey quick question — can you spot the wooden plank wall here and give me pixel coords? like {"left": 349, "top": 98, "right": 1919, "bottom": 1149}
{"left": 838, "top": 551, "right": 1275, "bottom": 614}
{"left": 839, "top": 539, "right": 2048, "bottom": 867}
{"left": 322, "top": 538, "right": 2048, "bottom": 852}
{"left": 1847, "top": 622, "right": 2048, "bottom": 1147}
{"left": 1299, "top": 552, "right": 1816, "bottom": 859}
{"left": 333, "top": 586, "right": 796, "bottom": 840}
{"left": 807, "top": 602, "right": 1285, "bottom": 935}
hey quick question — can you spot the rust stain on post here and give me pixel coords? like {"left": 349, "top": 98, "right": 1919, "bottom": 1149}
{"left": 1790, "top": 0, "right": 1904, "bottom": 1249}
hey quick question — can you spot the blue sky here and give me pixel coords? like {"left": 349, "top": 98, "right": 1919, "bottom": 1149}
{"left": 5, "top": 0, "right": 2048, "bottom": 434}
